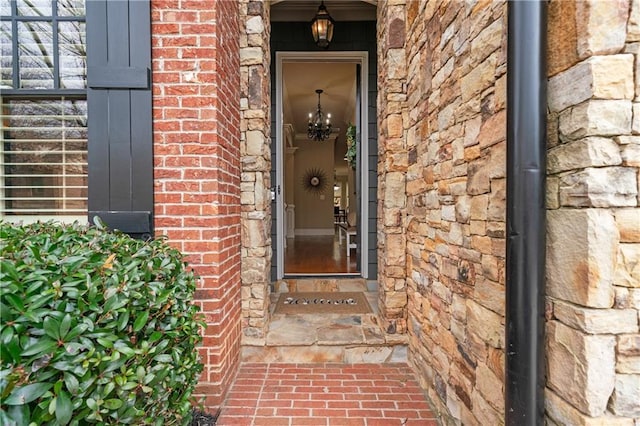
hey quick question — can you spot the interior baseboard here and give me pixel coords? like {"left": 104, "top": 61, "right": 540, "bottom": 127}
{"left": 294, "top": 228, "right": 335, "bottom": 236}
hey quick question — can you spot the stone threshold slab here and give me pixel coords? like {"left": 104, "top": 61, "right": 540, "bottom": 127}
{"left": 241, "top": 343, "right": 408, "bottom": 363}
{"left": 275, "top": 278, "right": 368, "bottom": 293}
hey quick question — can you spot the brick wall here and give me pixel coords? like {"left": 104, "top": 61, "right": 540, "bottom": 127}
{"left": 151, "top": 0, "right": 241, "bottom": 409}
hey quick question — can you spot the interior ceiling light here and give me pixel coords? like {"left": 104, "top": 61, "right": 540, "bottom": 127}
{"left": 307, "top": 89, "right": 332, "bottom": 141}
{"left": 310, "top": 1, "right": 335, "bottom": 49}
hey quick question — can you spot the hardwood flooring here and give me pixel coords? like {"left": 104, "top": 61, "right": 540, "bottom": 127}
{"left": 284, "top": 231, "right": 358, "bottom": 275}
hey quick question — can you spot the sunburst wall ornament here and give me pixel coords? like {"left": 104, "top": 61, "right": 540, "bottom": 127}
{"left": 302, "top": 168, "right": 328, "bottom": 194}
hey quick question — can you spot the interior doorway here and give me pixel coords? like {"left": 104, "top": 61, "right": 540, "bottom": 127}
{"left": 275, "top": 52, "right": 369, "bottom": 279}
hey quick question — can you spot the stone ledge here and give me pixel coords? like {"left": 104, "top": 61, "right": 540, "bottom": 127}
{"left": 241, "top": 343, "right": 408, "bottom": 364}
{"left": 274, "top": 278, "right": 367, "bottom": 293}
{"left": 553, "top": 300, "right": 639, "bottom": 334}
{"left": 545, "top": 387, "right": 636, "bottom": 426}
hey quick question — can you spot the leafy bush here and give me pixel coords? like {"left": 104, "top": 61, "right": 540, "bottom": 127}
{"left": 0, "top": 221, "right": 204, "bottom": 425}
{"left": 345, "top": 123, "right": 357, "bottom": 170}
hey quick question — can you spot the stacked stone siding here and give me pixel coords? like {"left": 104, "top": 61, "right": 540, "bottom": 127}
{"left": 239, "top": 0, "right": 272, "bottom": 343}
{"left": 378, "top": 0, "right": 640, "bottom": 423}
{"left": 546, "top": 0, "right": 640, "bottom": 423}
{"left": 377, "top": 1, "right": 410, "bottom": 336}
{"left": 151, "top": 0, "right": 241, "bottom": 408}
{"left": 378, "top": 0, "right": 509, "bottom": 423}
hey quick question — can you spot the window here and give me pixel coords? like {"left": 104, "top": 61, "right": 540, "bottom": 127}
{"left": 1, "top": 0, "right": 86, "bottom": 221}
{"left": 1, "top": 98, "right": 87, "bottom": 218}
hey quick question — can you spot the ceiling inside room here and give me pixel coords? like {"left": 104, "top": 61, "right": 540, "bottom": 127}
{"left": 282, "top": 61, "right": 356, "bottom": 142}
{"left": 282, "top": 61, "right": 357, "bottom": 176}
{"left": 273, "top": 1, "right": 376, "bottom": 175}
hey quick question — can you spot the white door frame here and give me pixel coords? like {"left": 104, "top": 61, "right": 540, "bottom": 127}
{"left": 275, "top": 51, "right": 369, "bottom": 280}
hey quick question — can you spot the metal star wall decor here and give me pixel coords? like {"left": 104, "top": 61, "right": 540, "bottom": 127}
{"left": 302, "top": 168, "right": 328, "bottom": 194}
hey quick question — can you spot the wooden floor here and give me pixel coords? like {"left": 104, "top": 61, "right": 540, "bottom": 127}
{"left": 284, "top": 232, "right": 358, "bottom": 275}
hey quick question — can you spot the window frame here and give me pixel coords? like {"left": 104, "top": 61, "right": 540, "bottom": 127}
{"left": 1, "top": 0, "right": 88, "bottom": 223}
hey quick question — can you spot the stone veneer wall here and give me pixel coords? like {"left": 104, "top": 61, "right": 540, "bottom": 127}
{"left": 151, "top": 0, "right": 241, "bottom": 408}
{"left": 239, "top": 0, "right": 272, "bottom": 342}
{"left": 376, "top": 1, "right": 410, "bottom": 336}
{"left": 378, "top": 0, "right": 509, "bottom": 423}
{"left": 377, "top": 0, "right": 640, "bottom": 424}
{"left": 545, "top": 0, "right": 640, "bottom": 423}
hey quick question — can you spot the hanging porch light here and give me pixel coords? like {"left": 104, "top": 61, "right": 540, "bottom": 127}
{"left": 310, "top": 1, "right": 335, "bottom": 49}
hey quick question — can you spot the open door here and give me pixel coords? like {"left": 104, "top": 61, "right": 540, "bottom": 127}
{"left": 274, "top": 52, "right": 369, "bottom": 279}
{"left": 353, "top": 63, "right": 362, "bottom": 271}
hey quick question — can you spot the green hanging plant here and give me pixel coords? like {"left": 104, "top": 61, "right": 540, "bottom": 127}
{"left": 345, "top": 123, "right": 357, "bottom": 170}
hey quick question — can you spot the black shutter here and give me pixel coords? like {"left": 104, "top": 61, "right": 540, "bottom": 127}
{"left": 86, "top": 0, "right": 153, "bottom": 239}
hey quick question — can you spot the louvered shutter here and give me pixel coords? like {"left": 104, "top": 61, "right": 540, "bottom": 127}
{"left": 86, "top": 0, "right": 153, "bottom": 239}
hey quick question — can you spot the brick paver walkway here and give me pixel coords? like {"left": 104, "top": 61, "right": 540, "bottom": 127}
{"left": 216, "top": 363, "right": 439, "bottom": 426}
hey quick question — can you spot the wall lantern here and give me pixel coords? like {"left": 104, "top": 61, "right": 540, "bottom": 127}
{"left": 310, "top": 1, "right": 335, "bottom": 49}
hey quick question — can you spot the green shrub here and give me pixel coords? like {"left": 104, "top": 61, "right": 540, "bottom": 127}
{"left": 345, "top": 123, "right": 357, "bottom": 170}
{"left": 0, "top": 221, "right": 205, "bottom": 425}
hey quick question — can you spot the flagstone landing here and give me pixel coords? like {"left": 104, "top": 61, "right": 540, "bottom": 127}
{"left": 241, "top": 279, "right": 408, "bottom": 363}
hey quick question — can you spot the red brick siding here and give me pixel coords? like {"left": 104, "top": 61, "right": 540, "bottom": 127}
{"left": 151, "top": 0, "right": 241, "bottom": 409}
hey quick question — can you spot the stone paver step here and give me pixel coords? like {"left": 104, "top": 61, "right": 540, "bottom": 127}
{"left": 241, "top": 344, "right": 408, "bottom": 364}
{"left": 242, "top": 289, "right": 406, "bottom": 363}
{"left": 274, "top": 278, "right": 370, "bottom": 293}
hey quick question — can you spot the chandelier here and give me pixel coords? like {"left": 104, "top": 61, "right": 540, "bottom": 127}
{"left": 307, "top": 89, "right": 332, "bottom": 141}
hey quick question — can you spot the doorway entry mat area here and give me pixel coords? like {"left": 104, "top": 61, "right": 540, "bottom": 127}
{"left": 274, "top": 291, "right": 372, "bottom": 315}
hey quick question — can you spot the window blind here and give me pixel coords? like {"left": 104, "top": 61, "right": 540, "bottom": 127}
{"left": 1, "top": 97, "right": 88, "bottom": 216}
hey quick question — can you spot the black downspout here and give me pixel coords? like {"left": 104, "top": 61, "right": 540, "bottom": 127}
{"left": 505, "top": 1, "right": 548, "bottom": 425}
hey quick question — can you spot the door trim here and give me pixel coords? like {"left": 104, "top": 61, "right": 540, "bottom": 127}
{"left": 275, "top": 51, "right": 369, "bottom": 280}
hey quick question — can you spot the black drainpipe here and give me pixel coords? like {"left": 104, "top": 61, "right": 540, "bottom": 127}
{"left": 505, "top": 1, "right": 548, "bottom": 425}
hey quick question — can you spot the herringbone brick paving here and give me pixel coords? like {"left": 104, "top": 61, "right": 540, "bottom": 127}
{"left": 216, "top": 363, "right": 439, "bottom": 426}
